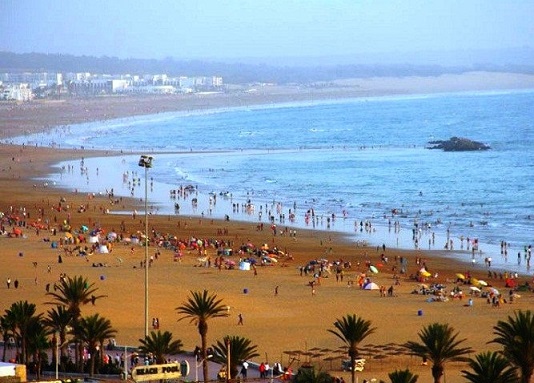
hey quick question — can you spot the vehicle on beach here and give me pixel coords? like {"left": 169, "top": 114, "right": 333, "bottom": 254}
{"left": 341, "top": 358, "right": 365, "bottom": 372}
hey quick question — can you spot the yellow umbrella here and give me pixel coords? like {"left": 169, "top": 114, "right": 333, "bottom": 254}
{"left": 478, "top": 280, "right": 488, "bottom": 287}
{"left": 456, "top": 273, "right": 465, "bottom": 280}
{"left": 471, "top": 278, "right": 479, "bottom": 286}
{"left": 420, "top": 271, "right": 432, "bottom": 278}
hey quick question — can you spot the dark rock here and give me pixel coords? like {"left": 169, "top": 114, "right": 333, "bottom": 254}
{"left": 427, "top": 136, "right": 490, "bottom": 151}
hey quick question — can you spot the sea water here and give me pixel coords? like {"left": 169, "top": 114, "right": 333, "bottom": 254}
{"left": 5, "top": 89, "right": 534, "bottom": 274}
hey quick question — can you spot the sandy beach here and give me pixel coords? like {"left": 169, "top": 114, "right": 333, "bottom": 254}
{"left": 1, "top": 72, "right": 534, "bottom": 382}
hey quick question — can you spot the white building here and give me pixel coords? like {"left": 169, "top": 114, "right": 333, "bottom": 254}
{"left": 1, "top": 83, "right": 33, "bottom": 101}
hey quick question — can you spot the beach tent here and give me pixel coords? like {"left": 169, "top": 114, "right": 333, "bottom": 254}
{"left": 364, "top": 282, "right": 379, "bottom": 290}
{"left": 239, "top": 261, "right": 251, "bottom": 271}
{"left": 98, "top": 245, "right": 109, "bottom": 254}
{"left": 369, "top": 265, "right": 378, "bottom": 274}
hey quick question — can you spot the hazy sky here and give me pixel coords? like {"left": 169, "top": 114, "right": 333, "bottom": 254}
{"left": 1, "top": 0, "right": 533, "bottom": 62}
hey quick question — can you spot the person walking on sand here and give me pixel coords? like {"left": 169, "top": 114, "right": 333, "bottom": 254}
{"left": 6, "top": 277, "right": 11, "bottom": 289}
{"left": 274, "top": 285, "right": 279, "bottom": 296}
{"left": 237, "top": 313, "right": 244, "bottom": 325}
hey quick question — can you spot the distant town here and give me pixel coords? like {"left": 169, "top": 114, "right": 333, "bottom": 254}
{"left": 0, "top": 71, "right": 225, "bottom": 101}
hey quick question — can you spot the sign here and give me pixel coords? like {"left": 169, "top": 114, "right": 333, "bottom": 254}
{"left": 131, "top": 363, "right": 182, "bottom": 382}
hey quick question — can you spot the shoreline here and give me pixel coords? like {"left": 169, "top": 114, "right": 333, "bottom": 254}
{"left": 3, "top": 71, "right": 534, "bottom": 139}
{"left": 43, "top": 152, "right": 525, "bottom": 278}
{"left": 2, "top": 72, "right": 534, "bottom": 382}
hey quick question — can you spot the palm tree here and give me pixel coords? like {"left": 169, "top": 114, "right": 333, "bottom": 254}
{"left": 327, "top": 314, "right": 376, "bottom": 383}
{"left": 211, "top": 335, "right": 259, "bottom": 380}
{"left": 5, "top": 301, "right": 42, "bottom": 364}
{"left": 294, "top": 366, "right": 333, "bottom": 383}
{"left": 138, "top": 330, "right": 183, "bottom": 364}
{"left": 461, "top": 351, "right": 518, "bottom": 383}
{"left": 0, "top": 314, "right": 14, "bottom": 362}
{"left": 76, "top": 314, "right": 116, "bottom": 376}
{"left": 26, "top": 318, "right": 50, "bottom": 381}
{"left": 176, "top": 290, "right": 227, "bottom": 383}
{"left": 381, "top": 369, "right": 419, "bottom": 383}
{"left": 46, "top": 275, "right": 106, "bottom": 371}
{"left": 46, "top": 275, "right": 105, "bottom": 322}
{"left": 403, "top": 322, "right": 473, "bottom": 383}
{"left": 43, "top": 305, "right": 73, "bottom": 372}
{"left": 491, "top": 309, "right": 534, "bottom": 383}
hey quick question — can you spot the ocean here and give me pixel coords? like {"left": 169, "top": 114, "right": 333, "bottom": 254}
{"left": 5, "top": 89, "right": 534, "bottom": 274}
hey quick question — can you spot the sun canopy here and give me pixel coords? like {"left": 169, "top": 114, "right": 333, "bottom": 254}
{"left": 364, "top": 282, "right": 379, "bottom": 290}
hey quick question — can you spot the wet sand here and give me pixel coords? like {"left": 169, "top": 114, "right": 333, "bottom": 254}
{"left": 1, "top": 72, "right": 534, "bottom": 382}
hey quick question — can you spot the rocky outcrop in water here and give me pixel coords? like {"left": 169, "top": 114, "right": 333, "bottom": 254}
{"left": 427, "top": 136, "right": 490, "bottom": 151}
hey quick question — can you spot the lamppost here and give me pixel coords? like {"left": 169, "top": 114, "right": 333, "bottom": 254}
{"left": 195, "top": 354, "right": 212, "bottom": 383}
{"left": 138, "top": 155, "right": 153, "bottom": 339}
{"left": 55, "top": 331, "right": 59, "bottom": 380}
{"left": 226, "top": 338, "right": 231, "bottom": 383}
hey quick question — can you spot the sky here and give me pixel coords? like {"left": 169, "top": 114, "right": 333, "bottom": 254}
{"left": 1, "top": 0, "right": 533, "bottom": 64}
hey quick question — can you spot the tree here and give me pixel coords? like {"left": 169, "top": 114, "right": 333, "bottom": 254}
{"left": 26, "top": 318, "right": 50, "bottom": 381}
{"left": 46, "top": 275, "right": 106, "bottom": 372}
{"left": 491, "top": 309, "right": 534, "bottom": 383}
{"left": 461, "top": 351, "right": 518, "bottom": 383}
{"left": 294, "top": 366, "right": 333, "bottom": 383}
{"left": 138, "top": 330, "right": 183, "bottom": 364}
{"left": 46, "top": 275, "right": 105, "bottom": 322}
{"left": 5, "top": 301, "right": 42, "bottom": 364}
{"left": 43, "top": 305, "right": 73, "bottom": 372}
{"left": 403, "top": 322, "right": 472, "bottom": 383}
{"left": 0, "top": 314, "right": 14, "bottom": 362}
{"left": 76, "top": 314, "right": 116, "bottom": 376}
{"left": 328, "top": 314, "right": 376, "bottom": 383}
{"left": 211, "top": 335, "right": 259, "bottom": 380}
{"left": 380, "top": 369, "right": 419, "bottom": 383}
{"left": 176, "top": 290, "right": 227, "bottom": 383}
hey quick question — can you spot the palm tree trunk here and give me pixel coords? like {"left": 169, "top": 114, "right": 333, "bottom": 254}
{"left": 201, "top": 334, "right": 208, "bottom": 383}
{"left": 199, "top": 320, "right": 209, "bottom": 383}
{"left": 1, "top": 339, "right": 6, "bottom": 362}
{"left": 432, "top": 365, "right": 443, "bottom": 383}
{"left": 89, "top": 348, "right": 96, "bottom": 377}
{"left": 350, "top": 355, "right": 356, "bottom": 383}
{"left": 35, "top": 352, "right": 42, "bottom": 380}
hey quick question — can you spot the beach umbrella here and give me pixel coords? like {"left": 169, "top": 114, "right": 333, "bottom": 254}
{"left": 471, "top": 278, "right": 479, "bottom": 286}
{"left": 469, "top": 286, "right": 481, "bottom": 292}
{"left": 369, "top": 265, "right": 378, "bottom": 274}
{"left": 420, "top": 270, "right": 432, "bottom": 278}
{"left": 456, "top": 273, "right": 465, "bottom": 280}
{"left": 478, "top": 280, "right": 488, "bottom": 287}
{"left": 488, "top": 287, "right": 499, "bottom": 295}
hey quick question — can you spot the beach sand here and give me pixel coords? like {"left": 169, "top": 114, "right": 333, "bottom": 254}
{"left": 1, "top": 72, "right": 534, "bottom": 382}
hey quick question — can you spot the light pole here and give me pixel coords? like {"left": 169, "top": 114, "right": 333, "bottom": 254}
{"left": 226, "top": 338, "right": 231, "bottom": 383}
{"left": 55, "top": 332, "right": 59, "bottom": 380}
{"left": 195, "top": 354, "right": 212, "bottom": 383}
{"left": 138, "top": 155, "right": 153, "bottom": 339}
